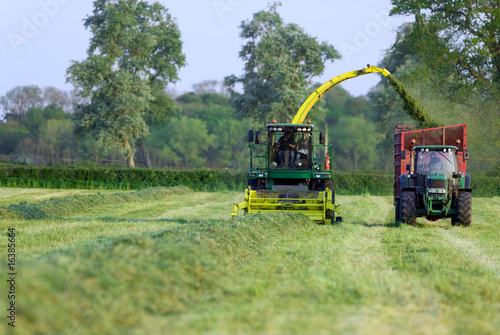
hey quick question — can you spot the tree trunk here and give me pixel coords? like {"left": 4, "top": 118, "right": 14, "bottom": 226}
{"left": 123, "top": 137, "right": 135, "bottom": 168}
{"left": 138, "top": 138, "right": 152, "bottom": 169}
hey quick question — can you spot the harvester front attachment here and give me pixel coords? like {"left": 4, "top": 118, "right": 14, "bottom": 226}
{"left": 232, "top": 187, "right": 341, "bottom": 224}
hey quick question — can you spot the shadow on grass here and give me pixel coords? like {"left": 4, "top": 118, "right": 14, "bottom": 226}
{"left": 348, "top": 221, "right": 401, "bottom": 228}
{"left": 53, "top": 216, "right": 208, "bottom": 225}
{"left": 349, "top": 221, "right": 452, "bottom": 229}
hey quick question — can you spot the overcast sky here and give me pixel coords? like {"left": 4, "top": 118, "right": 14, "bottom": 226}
{"left": 0, "top": 0, "right": 411, "bottom": 100}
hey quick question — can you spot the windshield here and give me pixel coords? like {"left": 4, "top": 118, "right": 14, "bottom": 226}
{"left": 416, "top": 150, "right": 457, "bottom": 177}
{"left": 268, "top": 131, "right": 312, "bottom": 169}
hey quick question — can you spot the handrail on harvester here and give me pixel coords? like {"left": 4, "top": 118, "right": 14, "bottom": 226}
{"left": 291, "top": 65, "right": 390, "bottom": 124}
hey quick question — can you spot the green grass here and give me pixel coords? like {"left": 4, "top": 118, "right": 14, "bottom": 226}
{"left": 0, "top": 188, "right": 499, "bottom": 334}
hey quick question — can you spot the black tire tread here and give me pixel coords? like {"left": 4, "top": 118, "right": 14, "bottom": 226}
{"left": 395, "top": 199, "right": 400, "bottom": 223}
{"left": 455, "top": 192, "right": 472, "bottom": 227}
{"left": 400, "top": 191, "right": 416, "bottom": 226}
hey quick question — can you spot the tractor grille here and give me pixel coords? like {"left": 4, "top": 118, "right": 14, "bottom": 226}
{"left": 427, "top": 179, "right": 446, "bottom": 188}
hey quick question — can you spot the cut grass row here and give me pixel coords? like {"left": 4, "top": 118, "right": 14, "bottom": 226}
{"left": 0, "top": 188, "right": 498, "bottom": 334}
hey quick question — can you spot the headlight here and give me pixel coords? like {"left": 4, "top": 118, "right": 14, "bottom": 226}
{"left": 428, "top": 188, "right": 446, "bottom": 194}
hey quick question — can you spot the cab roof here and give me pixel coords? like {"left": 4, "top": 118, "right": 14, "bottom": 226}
{"left": 414, "top": 145, "right": 458, "bottom": 150}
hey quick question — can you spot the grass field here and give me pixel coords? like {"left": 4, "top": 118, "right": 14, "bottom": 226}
{"left": 0, "top": 187, "right": 499, "bottom": 335}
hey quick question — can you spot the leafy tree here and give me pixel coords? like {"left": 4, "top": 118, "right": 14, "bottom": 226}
{"left": 330, "top": 116, "right": 377, "bottom": 171}
{"left": 192, "top": 80, "right": 228, "bottom": 95}
{"left": 145, "top": 90, "right": 252, "bottom": 169}
{"left": 67, "top": 0, "right": 185, "bottom": 168}
{"left": 138, "top": 84, "right": 180, "bottom": 168}
{"left": 390, "top": 0, "right": 500, "bottom": 94}
{"left": 0, "top": 86, "right": 43, "bottom": 120}
{"left": 40, "top": 119, "right": 75, "bottom": 162}
{"left": 24, "top": 105, "right": 68, "bottom": 138}
{"left": 224, "top": 2, "right": 340, "bottom": 123}
{"left": 154, "top": 116, "right": 217, "bottom": 167}
{"left": 42, "top": 87, "right": 73, "bottom": 112}
{"left": 0, "top": 122, "right": 29, "bottom": 155}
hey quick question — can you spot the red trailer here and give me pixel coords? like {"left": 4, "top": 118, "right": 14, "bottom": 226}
{"left": 394, "top": 124, "right": 468, "bottom": 200}
{"left": 394, "top": 124, "right": 471, "bottom": 226}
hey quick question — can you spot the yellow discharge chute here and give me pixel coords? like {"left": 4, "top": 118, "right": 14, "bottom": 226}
{"left": 292, "top": 65, "right": 390, "bottom": 124}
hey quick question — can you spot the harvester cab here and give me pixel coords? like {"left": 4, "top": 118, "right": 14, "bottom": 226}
{"left": 396, "top": 129, "right": 472, "bottom": 227}
{"left": 232, "top": 121, "right": 342, "bottom": 224}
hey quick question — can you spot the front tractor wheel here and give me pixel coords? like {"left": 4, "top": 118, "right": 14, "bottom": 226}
{"left": 400, "top": 191, "right": 416, "bottom": 226}
{"left": 452, "top": 192, "right": 472, "bottom": 227}
{"left": 247, "top": 179, "right": 258, "bottom": 190}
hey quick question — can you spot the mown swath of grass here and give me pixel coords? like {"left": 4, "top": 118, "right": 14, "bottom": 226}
{"left": 0, "top": 188, "right": 118, "bottom": 206}
{"left": 0, "top": 186, "right": 192, "bottom": 220}
{"left": 0, "top": 190, "right": 242, "bottom": 261}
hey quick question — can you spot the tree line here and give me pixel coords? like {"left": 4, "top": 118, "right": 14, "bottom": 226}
{"left": 1, "top": 0, "right": 498, "bottom": 173}
{"left": 0, "top": 81, "right": 380, "bottom": 170}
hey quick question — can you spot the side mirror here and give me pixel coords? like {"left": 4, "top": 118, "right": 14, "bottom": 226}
{"left": 406, "top": 164, "right": 411, "bottom": 171}
{"left": 255, "top": 131, "right": 261, "bottom": 144}
{"left": 319, "top": 132, "right": 325, "bottom": 145}
{"left": 464, "top": 149, "right": 470, "bottom": 160}
{"left": 248, "top": 130, "right": 254, "bottom": 143}
{"left": 401, "top": 150, "right": 407, "bottom": 160}
{"left": 452, "top": 172, "right": 461, "bottom": 178}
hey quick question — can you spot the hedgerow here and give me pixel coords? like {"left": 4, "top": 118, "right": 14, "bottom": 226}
{"left": 0, "top": 165, "right": 497, "bottom": 196}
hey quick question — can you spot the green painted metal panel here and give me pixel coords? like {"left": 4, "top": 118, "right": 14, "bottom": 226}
{"left": 268, "top": 170, "right": 312, "bottom": 179}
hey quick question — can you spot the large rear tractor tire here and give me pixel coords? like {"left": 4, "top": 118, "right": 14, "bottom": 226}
{"left": 453, "top": 192, "right": 472, "bottom": 227}
{"left": 400, "top": 191, "right": 416, "bottom": 226}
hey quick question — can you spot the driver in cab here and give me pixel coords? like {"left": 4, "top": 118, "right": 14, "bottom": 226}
{"left": 277, "top": 132, "right": 296, "bottom": 167}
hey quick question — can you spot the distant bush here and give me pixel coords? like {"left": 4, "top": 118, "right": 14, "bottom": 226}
{"left": 334, "top": 171, "right": 393, "bottom": 196}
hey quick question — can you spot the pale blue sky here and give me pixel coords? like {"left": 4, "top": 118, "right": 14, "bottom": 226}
{"left": 0, "top": 0, "right": 410, "bottom": 99}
